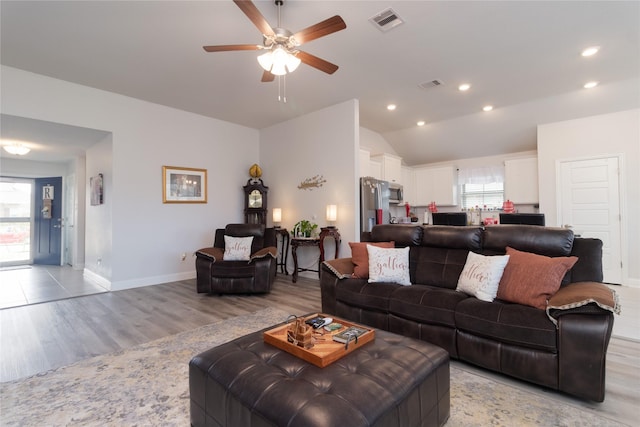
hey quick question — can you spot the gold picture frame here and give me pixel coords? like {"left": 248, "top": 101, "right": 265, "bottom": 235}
{"left": 162, "top": 166, "right": 207, "bottom": 203}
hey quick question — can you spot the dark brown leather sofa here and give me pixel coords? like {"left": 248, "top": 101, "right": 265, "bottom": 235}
{"left": 320, "top": 224, "right": 615, "bottom": 402}
{"left": 196, "top": 224, "right": 277, "bottom": 294}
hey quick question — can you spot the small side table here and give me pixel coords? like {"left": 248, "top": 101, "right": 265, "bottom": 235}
{"left": 291, "top": 237, "right": 320, "bottom": 283}
{"left": 319, "top": 227, "right": 341, "bottom": 261}
{"left": 291, "top": 227, "right": 341, "bottom": 283}
{"left": 275, "top": 228, "right": 289, "bottom": 275}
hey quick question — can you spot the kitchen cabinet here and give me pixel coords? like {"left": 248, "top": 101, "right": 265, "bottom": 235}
{"left": 369, "top": 160, "right": 382, "bottom": 180}
{"left": 359, "top": 149, "right": 371, "bottom": 177}
{"left": 401, "top": 166, "right": 415, "bottom": 205}
{"left": 414, "top": 166, "right": 458, "bottom": 206}
{"left": 371, "top": 154, "right": 402, "bottom": 184}
{"left": 504, "top": 157, "right": 538, "bottom": 204}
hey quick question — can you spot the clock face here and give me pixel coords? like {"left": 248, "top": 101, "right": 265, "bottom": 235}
{"left": 249, "top": 189, "right": 263, "bottom": 208}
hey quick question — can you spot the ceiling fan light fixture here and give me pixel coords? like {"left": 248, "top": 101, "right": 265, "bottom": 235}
{"left": 258, "top": 46, "right": 300, "bottom": 76}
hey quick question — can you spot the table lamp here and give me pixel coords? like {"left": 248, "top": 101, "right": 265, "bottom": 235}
{"left": 273, "top": 208, "right": 282, "bottom": 228}
{"left": 326, "top": 204, "right": 337, "bottom": 228}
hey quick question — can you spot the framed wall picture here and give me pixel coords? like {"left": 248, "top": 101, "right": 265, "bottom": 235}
{"left": 162, "top": 166, "right": 207, "bottom": 203}
{"left": 90, "top": 173, "right": 104, "bottom": 206}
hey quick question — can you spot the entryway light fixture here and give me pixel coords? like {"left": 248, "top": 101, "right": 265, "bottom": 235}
{"left": 3, "top": 143, "right": 31, "bottom": 156}
{"left": 258, "top": 46, "right": 301, "bottom": 76}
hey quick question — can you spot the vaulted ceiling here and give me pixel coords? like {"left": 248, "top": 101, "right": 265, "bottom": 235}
{"left": 1, "top": 1, "right": 638, "bottom": 165}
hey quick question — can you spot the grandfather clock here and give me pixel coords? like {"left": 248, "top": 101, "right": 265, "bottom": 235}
{"left": 243, "top": 178, "right": 268, "bottom": 225}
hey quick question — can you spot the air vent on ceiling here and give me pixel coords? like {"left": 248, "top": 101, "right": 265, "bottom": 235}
{"left": 369, "top": 8, "right": 404, "bottom": 32}
{"left": 418, "top": 79, "right": 445, "bottom": 90}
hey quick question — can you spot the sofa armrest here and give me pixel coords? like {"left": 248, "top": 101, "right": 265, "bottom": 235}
{"left": 320, "top": 259, "right": 354, "bottom": 316}
{"left": 546, "top": 282, "right": 620, "bottom": 326}
{"left": 322, "top": 258, "right": 355, "bottom": 279}
{"left": 196, "top": 247, "right": 224, "bottom": 262}
{"left": 250, "top": 246, "right": 277, "bottom": 262}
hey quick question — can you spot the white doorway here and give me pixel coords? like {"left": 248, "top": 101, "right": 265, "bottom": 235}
{"left": 558, "top": 156, "right": 623, "bottom": 284}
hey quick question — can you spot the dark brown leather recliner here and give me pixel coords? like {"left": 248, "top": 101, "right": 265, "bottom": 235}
{"left": 195, "top": 224, "right": 277, "bottom": 294}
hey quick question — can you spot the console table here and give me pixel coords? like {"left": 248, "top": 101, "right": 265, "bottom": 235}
{"left": 291, "top": 227, "right": 341, "bottom": 283}
{"left": 275, "top": 228, "right": 289, "bottom": 275}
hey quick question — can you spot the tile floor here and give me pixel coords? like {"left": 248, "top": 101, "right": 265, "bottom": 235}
{"left": 608, "top": 283, "right": 640, "bottom": 342}
{"left": 0, "top": 265, "right": 108, "bottom": 309}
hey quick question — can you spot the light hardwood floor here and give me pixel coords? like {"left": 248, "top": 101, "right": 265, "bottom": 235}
{"left": 1, "top": 275, "right": 638, "bottom": 425}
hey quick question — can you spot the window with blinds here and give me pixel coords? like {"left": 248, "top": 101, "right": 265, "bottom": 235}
{"left": 461, "top": 182, "right": 504, "bottom": 210}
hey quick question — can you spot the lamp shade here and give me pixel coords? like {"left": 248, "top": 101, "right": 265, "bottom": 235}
{"left": 272, "top": 208, "right": 282, "bottom": 223}
{"left": 326, "top": 204, "right": 337, "bottom": 222}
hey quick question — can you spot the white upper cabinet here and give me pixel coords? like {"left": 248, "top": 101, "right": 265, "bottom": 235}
{"left": 371, "top": 154, "right": 402, "bottom": 184}
{"left": 401, "top": 166, "right": 415, "bottom": 205}
{"left": 414, "top": 166, "right": 458, "bottom": 206}
{"left": 359, "top": 149, "right": 371, "bottom": 178}
{"left": 504, "top": 157, "right": 539, "bottom": 204}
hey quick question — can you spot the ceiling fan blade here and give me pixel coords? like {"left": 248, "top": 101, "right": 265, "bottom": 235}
{"left": 297, "top": 51, "right": 339, "bottom": 74}
{"left": 292, "top": 16, "right": 346, "bottom": 45}
{"left": 261, "top": 70, "right": 275, "bottom": 82}
{"left": 233, "top": 0, "right": 275, "bottom": 37}
{"left": 203, "top": 44, "right": 260, "bottom": 52}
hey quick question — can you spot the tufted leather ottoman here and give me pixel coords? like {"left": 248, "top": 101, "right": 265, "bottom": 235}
{"left": 189, "top": 328, "right": 450, "bottom": 427}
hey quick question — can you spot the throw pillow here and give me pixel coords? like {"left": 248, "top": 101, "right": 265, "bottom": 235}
{"left": 367, "top": 245, "right": 411, "bottom": 286}
{"left": 223, "top": 235, "right": 254, "bottom": 261}
{"left": 349, "top": 241, "right": 395, "bottom": 279}
{"left": 497, "top": 247, "right": 578, "bottom": 310}
{"left": 456, "top": 251, "right": 510, "bottom": 302}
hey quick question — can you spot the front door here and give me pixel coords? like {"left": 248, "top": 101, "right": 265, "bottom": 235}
{"left": 558, "top": 156, "right": 622, "bottom": 284}
{"left": 34, "top": 177, "right": 63, "bottom": 265}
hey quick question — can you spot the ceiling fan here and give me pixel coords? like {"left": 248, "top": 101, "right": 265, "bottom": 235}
{"left": 203, "top": 0, "right": 346, "bottom": 82}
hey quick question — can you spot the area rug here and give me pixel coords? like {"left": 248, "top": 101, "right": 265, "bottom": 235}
{"left": 0, "top": 307, "right": 623, "bottom": 426}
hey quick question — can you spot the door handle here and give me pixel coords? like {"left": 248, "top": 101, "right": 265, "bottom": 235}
{"left": 53, "top": 224, "right": 61, "bottom": 228}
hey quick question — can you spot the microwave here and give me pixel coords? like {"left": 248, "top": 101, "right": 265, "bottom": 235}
{"left": 389, "top": 183, "right": 403, "bottom": 204}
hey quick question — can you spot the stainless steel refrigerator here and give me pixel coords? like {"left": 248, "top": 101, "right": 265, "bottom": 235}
{"left": 360, "top": 177, "right": 390, "bottom": 234}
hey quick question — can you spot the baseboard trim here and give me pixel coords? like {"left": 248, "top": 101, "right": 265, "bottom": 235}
{"left": 110, "top": 271, "right": 196, "bottom": 291}
{"left": 83, "top": 269, "right": 111, "bottom": 290}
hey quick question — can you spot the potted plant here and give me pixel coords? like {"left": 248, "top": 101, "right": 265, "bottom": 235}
{"left": 292, "top": 219, "right": 318, "bottom": 238}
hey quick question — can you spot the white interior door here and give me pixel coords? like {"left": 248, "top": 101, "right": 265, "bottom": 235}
{"left": 559, "top": 156, "right": 622, "bottom": 284}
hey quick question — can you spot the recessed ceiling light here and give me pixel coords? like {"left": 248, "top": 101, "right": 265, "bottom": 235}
{"left": 458, "top": 83, "right": 471, "bottom": 91}
{"left": 581, "top": 46, "right": 600, "bottom": 57}
{"left": 387, "top": 104, "right": 397, "bottom": 111}
{"left": 483, "top": 105, "right": 493, "bottom": 112}
{"left": 417, "top": 120, "right": 425, "bottom": 126}
{"left": 584, "top": 81, "right": 599, "bottom": 89}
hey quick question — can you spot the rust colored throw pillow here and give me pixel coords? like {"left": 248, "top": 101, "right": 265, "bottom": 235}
{"left": 349, "top": 241, "right": 395, "bottom": 279}
{"left": 497, "top": 247, "right": 578, "bottom": 310}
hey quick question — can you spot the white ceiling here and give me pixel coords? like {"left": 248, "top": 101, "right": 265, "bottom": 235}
{"left": 1, "top": 1, "right": 639, "bottom": 165}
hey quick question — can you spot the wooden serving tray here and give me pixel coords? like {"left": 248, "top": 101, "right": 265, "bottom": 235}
{"left": 263, "top": 313, "right": 375, "bottom": 368}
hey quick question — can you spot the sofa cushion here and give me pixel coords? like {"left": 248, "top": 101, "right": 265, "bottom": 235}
{"left": 421, "top": 226, "right": 483, "bottom": 251}
{"left": 412, "top": 247, "right": 469, "bottom": 289}
{"left": 370, "top": 225, "right": 423, "bottom": 246}
{"left": 482, "top": 225, "right": 574, "bottom": 257}
{"left": 456, "top": 251, "right": 510, "bottom": 302}
{"left": 388, "top": 285, "right": 469, "bottom": 328}
{"left": 455, "top": 298, "right": 558, "bottom": 352}
{"left": 368, "top": 245, "right": 411, "bottom": 286}
{"left": 497, "top": 247, "right": 578, "bottom": 310}
{"left": 335, "top": 279, "right": 401, "bottom": 312}
{"left": 349, "top": 241, "right": 395, "bottom": 279}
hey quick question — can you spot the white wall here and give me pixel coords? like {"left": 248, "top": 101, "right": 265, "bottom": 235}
{"left": 538, "top": 109, "right": 640, "bottom": 286}
{"left": 1, "top": 66, "right": 260, "bottom": 290}
{"left": 85, "top": 135, "right": 112, "bottom": 283}
{"left": 0, "top": 157, "right": 68, "bottom": 177}
{"left": 360, "top": 127, "right": 398, "bottom": 158}
{"left": 260, "top": 100, "right": 359, "bottom": 276}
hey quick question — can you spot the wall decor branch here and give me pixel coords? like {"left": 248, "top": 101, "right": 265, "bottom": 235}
{"left": 298, "top": 175, "right": 326, "bottom": 190}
